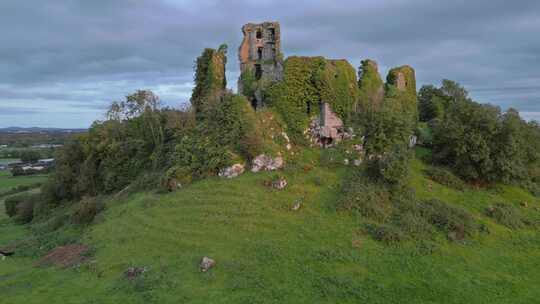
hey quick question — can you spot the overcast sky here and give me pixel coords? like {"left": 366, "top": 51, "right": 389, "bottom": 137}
{"left": 1, "top": 0, "right": 539, "bottom": 128}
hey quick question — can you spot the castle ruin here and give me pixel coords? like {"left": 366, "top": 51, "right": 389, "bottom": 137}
{"left": 238, "top": 22, "right": 284, "bottom": 109}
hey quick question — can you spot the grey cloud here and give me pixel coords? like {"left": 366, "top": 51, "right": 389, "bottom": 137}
{"left": 1, "top": 0, "right": 539, "bottom": 127}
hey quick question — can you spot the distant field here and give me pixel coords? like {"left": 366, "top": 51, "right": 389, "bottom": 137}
{"left": 0, "top": 171, "right": 47, "bottom": 192}
{"left": 0, "top": 158, "right": 20, "bottom": 165}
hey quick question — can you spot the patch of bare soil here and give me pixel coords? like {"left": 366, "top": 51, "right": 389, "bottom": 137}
{"left": 36, "top": 244, "right": 90, "bottom": 268}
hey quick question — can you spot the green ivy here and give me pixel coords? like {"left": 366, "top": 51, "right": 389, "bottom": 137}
{"left": 266, "top": 56, "right": 358, "bottom": 141}
{"left": 191, "top": 45, "right": 227, "bottom": 118}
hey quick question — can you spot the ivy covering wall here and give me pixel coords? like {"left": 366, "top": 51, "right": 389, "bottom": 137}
{"left": 267, "top": 56, "right": 358, "bottom": 140}
{"left": 357, "top": 59, "right": 384, "bottom": 112}
{"left": 385, "top": 65, "right": 418, "bottom": 123}
{"left": 191, "top": 44, "right": 228, "bottom": 118}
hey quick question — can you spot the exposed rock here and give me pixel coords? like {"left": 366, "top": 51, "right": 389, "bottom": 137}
{"left": 251, "top": 154, "right": 284, "bottom": 172}
{"left": 291, "top": 200, "right": 302, "bottom": 211}
{"left": 219, "top": 164, "right": 245, "bottom": 178}
{"left": 124, "top": 267, "right": 147, "bottom": 280}
{"left": 200, "top": 256, "right": 216, "bottom": 272}
{"left": 344, "top": 159, "right": 350, "bottom": 166}
{"left": 409, "top": 135, "right": 417, "bottom": 148}
{"left": 353, "top": 159, "right": 362, "bottom": 166}
{"left": 521, "top": 201, "right": 529, "bottom": 208}
{"left": 272, "top": 177, "right": 288, "bottom": 190}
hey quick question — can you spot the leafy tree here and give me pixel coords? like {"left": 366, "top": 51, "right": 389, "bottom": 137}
{"left": 20, "top": 150, "right": 41, "bottom": 163}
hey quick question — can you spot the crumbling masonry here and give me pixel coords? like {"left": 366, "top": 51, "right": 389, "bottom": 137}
{"left": 238, "top": 22, "right": 284, "bottom": 109}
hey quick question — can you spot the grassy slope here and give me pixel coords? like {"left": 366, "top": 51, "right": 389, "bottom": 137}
{"left": 0, "top": 150, "right": 539, "bottom": 303}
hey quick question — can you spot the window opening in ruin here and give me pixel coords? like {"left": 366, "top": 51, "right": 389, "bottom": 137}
{"left": 257, "top": 47, "right": 263, "bottom": 60}
{"left": 255, "top": 64, "right": 262, "bottom": 80}
{"left": 251, "top": 98, "right": 258, "bottom": 109}
{"left": 269, "top": 28, "right": 275, "bottom": 40}
{"left": 256, "top": 30, "right": 262, "bottom": 39}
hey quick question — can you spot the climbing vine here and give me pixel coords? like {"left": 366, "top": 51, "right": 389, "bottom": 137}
{"left": 267, "top": 56, "right": 358, "bottom": 141}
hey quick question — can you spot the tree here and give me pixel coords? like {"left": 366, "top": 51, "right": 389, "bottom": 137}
{"left": 20, "top": 150, "right": 41, "bottom": 163}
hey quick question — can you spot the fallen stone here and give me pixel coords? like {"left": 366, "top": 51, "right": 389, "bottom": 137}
{"left": 354, "top": 159, "right": 362, "bottom": 166}
{"left": 219, "top": 163, "right": 245, "bottom": 178}
{"left": 251, "top": 154, "right": 284, "bottom": 172}
{"left": 291, "top": 200, "right": 302, "bottom": 211}
{"left": 200, "top": 256, "right": 215, "bottom": 272}
{"left": 272, "top": 177, "right": 288, "bottom": 190}
{"left": 521, "top": 201, "right": 529, "bottom": 208}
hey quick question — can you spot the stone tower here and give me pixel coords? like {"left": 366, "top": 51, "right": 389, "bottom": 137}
{"left": 238, "top": 21, "right": 284, "bottom": 109}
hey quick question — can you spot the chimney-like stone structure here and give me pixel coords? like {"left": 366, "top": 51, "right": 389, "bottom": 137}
{"left": 238, "top": 21, "right": 284, "bottom": 109}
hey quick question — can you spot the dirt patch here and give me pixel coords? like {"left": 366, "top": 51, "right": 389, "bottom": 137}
{"left": 36, "top": 244, "right": 90, "bottom": 268}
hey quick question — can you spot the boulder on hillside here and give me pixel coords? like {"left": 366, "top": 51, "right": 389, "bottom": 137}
{"left": 200, "top": 256, "right": 216, "bottom": 272}
{"left": 251, "top": 154, "right": 284, "bottom": 172}
{"left": 219, "top": 164, "right": 245, "bottom": 178}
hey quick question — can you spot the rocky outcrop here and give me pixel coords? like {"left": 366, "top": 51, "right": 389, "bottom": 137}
{"left": 219, "top": 164, "right": 245, "bottom": 179}
{"left": 251, "top": 154, "right": 284, "bottom": 172}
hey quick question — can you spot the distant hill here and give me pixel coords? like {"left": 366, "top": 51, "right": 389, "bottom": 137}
{"left": 0, "top": 127, "right": 87, "bottom": 134}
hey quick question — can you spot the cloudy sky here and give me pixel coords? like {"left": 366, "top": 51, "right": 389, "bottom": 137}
{"left": 1, "top": 0, "right": 539, "bottom": 128}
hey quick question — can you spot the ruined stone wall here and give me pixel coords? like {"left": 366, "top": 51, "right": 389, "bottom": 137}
{"left": 238, "top": 22, "right": 284, "bottom": 108}
{"left": 358, "top": 59, "right": 384, "bottom": 112}
{"left": 191, "top": 45, "right": 227, "bottom": 118}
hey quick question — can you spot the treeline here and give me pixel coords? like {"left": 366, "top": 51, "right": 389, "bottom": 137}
{"left": 417, "top": 80, "right": 540, "bottom": 189}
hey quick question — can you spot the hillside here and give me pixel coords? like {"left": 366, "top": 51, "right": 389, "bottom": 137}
{"left": 1, "top": 148, "right": 539, "bottom": 303}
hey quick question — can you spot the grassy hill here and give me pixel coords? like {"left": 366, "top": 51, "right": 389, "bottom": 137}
{"left": 1, "top": 149, "right": 539, "bottom": 303}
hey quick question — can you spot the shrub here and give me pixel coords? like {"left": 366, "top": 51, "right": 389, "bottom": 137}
{"left": 421, "top": 199, "right": 476, "bottom": 240}
{"left": 367, "top": 144, "right": 412, "bottom": 185}
{"left": 365, "top": 224, "right": 406, "bottom": 244}
{"left": 485, "top": 203, "right": 524, "bottom": 229}
{"left": 337, "top": 173, "right": 393, "bottom": 222}
{"left": 72, "top": 198, "right": 105, "bottom": 225}
{"left": 425, "top": 167, "right": 466, "bottom": 191}
{"left": 15, "top": 200, "right": 35, "bottom": 224}
{"left": 4, "top": 193, "right": 38, "bottom": 218}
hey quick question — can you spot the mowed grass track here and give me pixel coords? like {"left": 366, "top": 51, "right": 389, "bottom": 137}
{"left": 1, "top": 154, "right": 540, "bottom": 303}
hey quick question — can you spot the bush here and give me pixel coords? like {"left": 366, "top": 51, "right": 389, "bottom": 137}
{"left": 4, "top": 193, "right": 37, "bottom": 218}
{"left": 72, "top": 198, "right": 105, "bottom": 225}
{"left": 337, "top": 173, "right": 393, "bottom": 222}
{"left": 421, "top": 199, "right": 476, "bottom": 240}
{"left": 15, "top": 200, "right": 35, "bottom": 224}
{"left": 367, "top": 144, "right": 412, "bottom": 185}
{"left": 425, "top": 167, "right": 466, "bottom": 191}
{"left": 365, "top": 224, "right": 405, "bottom": 244}
{"left": 485, "top": 203, "right": 524, "bottom": 229}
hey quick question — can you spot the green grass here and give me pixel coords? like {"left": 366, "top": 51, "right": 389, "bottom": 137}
{"left": 0, "top": 150, "right": 539, "bottom": 303}
{"left": 0, "top": 171, "right": 47, "bottom": 192}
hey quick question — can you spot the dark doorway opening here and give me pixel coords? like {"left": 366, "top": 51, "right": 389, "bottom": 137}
{"left": 257, "top": 47, "right": 263, "bottom": 60}
{"left": 251, "top": 98, "right": 258, "bottom": 109}
{"left": 269, "top": 28, "right": 275, "bottom": 40}
{"left": 255, "top": 64, "right": 262, "bottom": 80}
{"left": 256, "top": 30, "right": 262, "bottom": 39}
